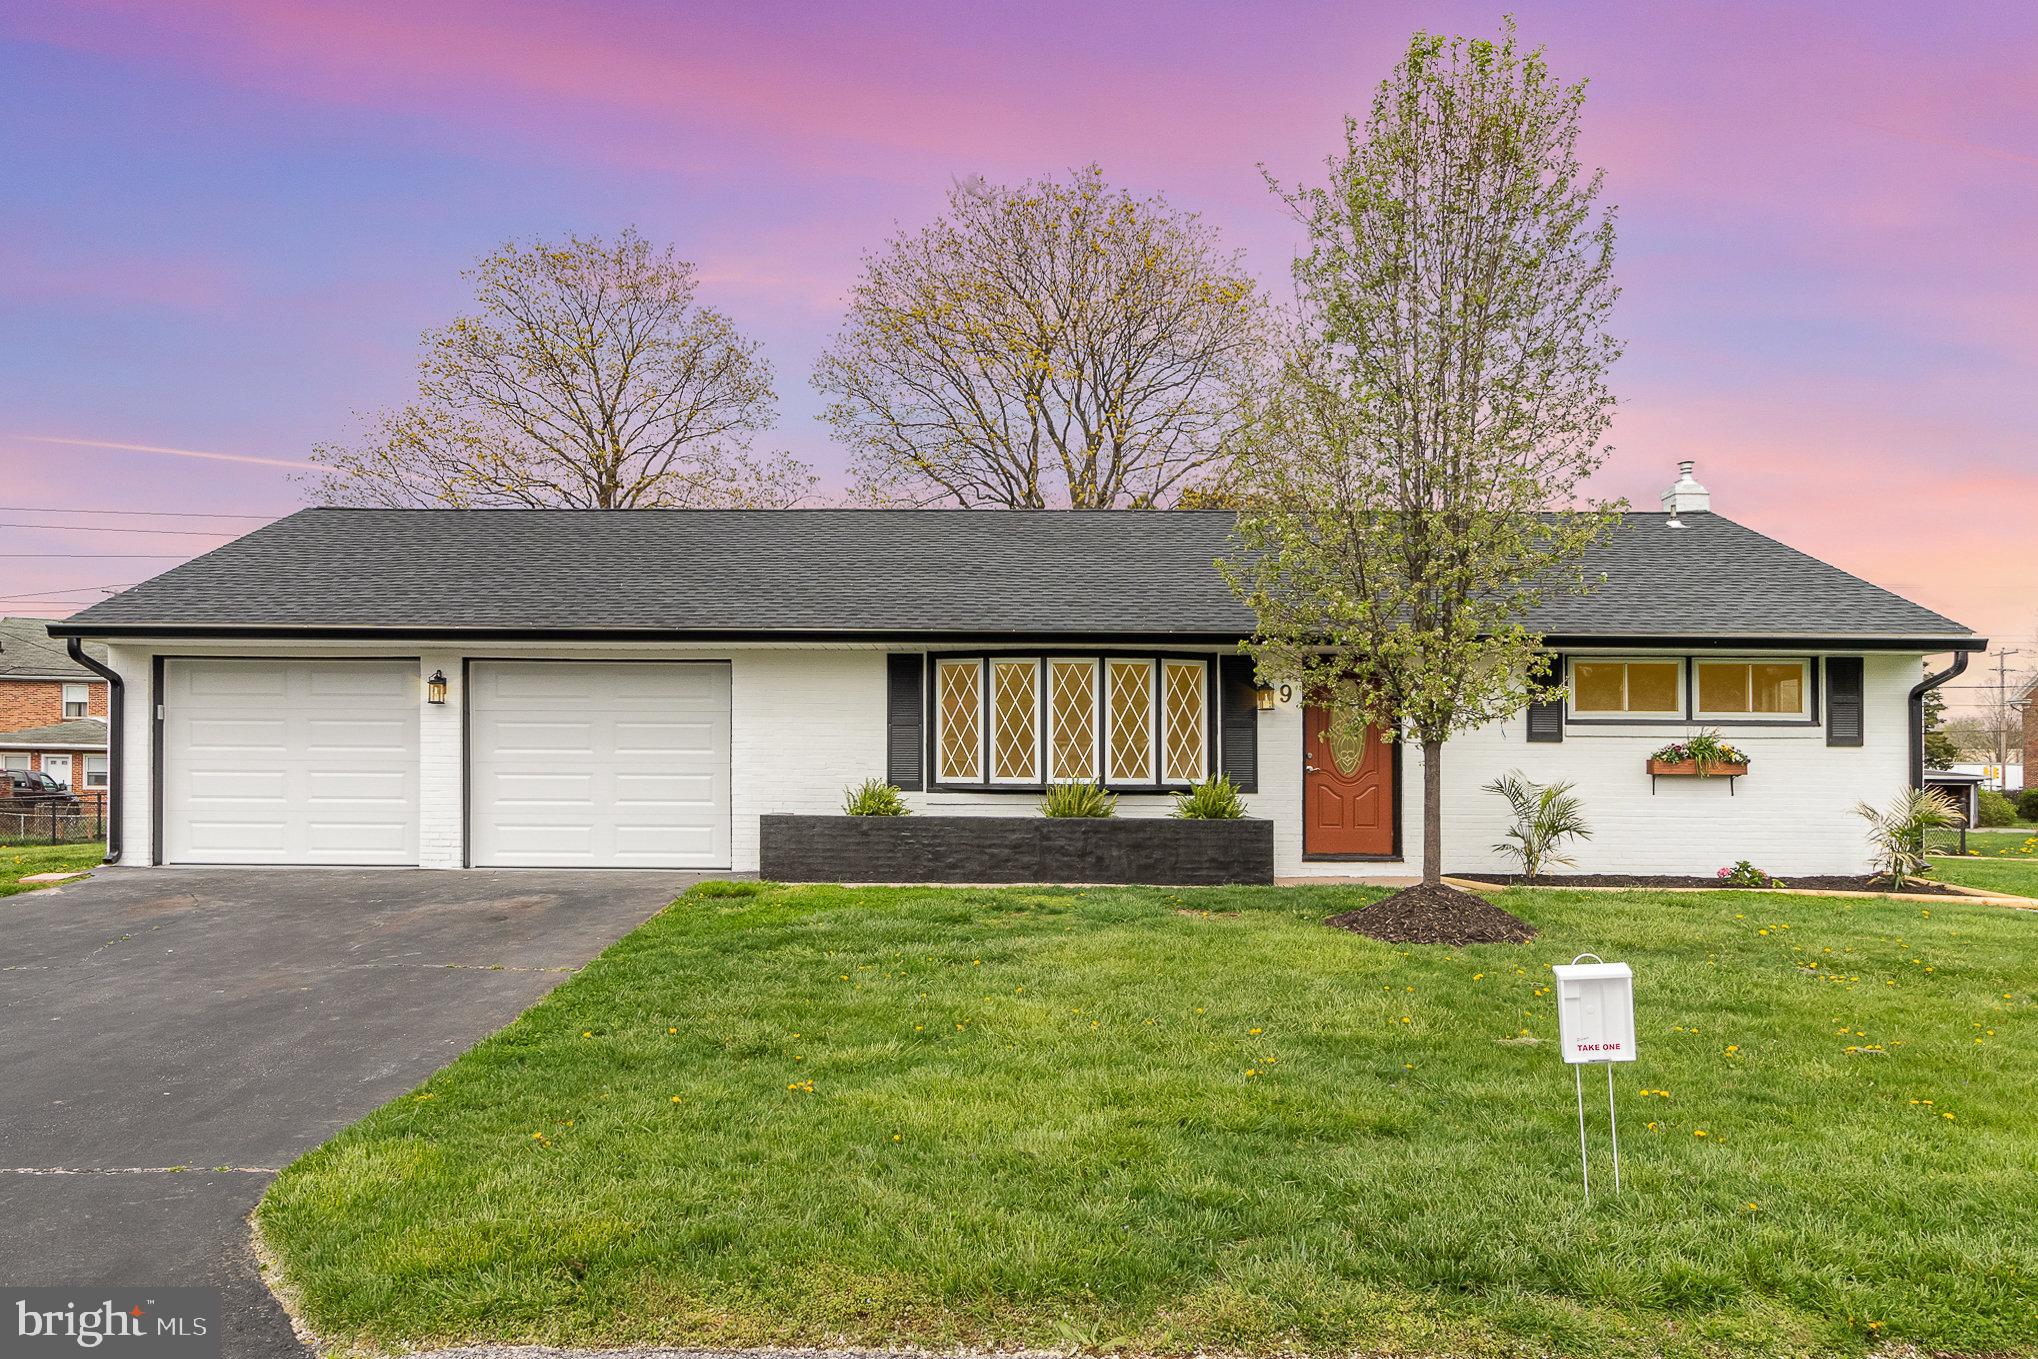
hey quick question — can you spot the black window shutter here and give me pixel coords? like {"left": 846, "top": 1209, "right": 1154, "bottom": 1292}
{"left": 1826, "top": 657, "right": 1864, "bottom": 747}
{"left": 1525, "top": 654, "right": 1565, "bottom": 741}
{"left": 886, "top": 654, "right": 925, "bottom": 789}
{"left": 1217, "top": 655, "right": 1259, "bottom": 792}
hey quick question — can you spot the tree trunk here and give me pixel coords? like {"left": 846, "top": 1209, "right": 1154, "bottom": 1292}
{"left": 1422, "top": 736, "right": 1444, "bottom": 886}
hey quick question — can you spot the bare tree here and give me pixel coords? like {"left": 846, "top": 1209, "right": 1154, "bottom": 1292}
{"left": 814, "top": 166, "right": 1271, "bottom": 508}
{"left": 302, "top": 229, "right": 813, "bottom": 508}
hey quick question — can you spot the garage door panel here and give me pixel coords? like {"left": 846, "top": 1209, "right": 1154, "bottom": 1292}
{"left": 306, "top": 717, "right": 411, "bottom": 751}
{"left": 186, "top": 667, "right": 289, "bottom": 699}
{"left": 469, "top": 661, "right": 730, "bottom": 869}
{"left": 184, "top": 821, "right": 287, "bottom": 854}
{"left": 308, "top": 668, "right": 412, "bottom": 699}
{"left": 305, "top": 821, "right": 410, "bottom": 853}
{"left": 305, "top": 768, "right": 411, "bottom": 801}
{"left": 487, "top": 719, "right": 596, "bottom": 755}
{"left": 190, "top": 770, "right": 285, "bottom": 800}
{"left": 164, "top": 659, "right": 420, "bottom": 865}
{"left": 187, "top": 718, "right": 288, "bottom": 752}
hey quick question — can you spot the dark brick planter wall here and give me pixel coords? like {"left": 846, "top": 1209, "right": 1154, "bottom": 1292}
{"left": 760, "top": 814, "right": 1274, "bottom": 886}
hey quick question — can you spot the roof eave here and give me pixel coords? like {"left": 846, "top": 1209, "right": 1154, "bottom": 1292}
{"left": 48, "top": 621, "right": 1989, "bottom": 652}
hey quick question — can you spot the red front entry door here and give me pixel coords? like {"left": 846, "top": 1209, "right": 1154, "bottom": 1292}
{"left": 1303, "top": 707, "right": 1396, "bottom": 857}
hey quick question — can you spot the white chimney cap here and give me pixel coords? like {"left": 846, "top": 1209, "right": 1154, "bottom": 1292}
{"left": 1661, "top": 460, "right": 1711, "bottom": 515}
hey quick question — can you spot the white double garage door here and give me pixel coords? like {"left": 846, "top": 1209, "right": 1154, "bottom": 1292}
{"left": 161, "top": 659, "right": 731, "bottom": 867}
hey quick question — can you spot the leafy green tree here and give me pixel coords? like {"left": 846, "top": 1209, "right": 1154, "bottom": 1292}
{"left": 303, "top": 229, "right": 812, "bottom": 508}
{"left": 1921, "top": 687, "right": 1959, "bottom": 771}
{"left": 814, "top": 166, "right": 1271, "bottom": 508}
{"left": 1222, "top": 21, "right": 1622, "bottom": 888}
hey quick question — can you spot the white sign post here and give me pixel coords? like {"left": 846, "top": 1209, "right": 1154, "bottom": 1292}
{"left": 1550, "top": 954, "right": 1636, "bottom": 1201}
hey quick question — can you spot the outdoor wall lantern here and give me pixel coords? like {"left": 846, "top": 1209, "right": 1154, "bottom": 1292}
{"left": 426, "top": 670, "right": 449, "bottom": 705}
{"left": 1253, "top": 685, "right": 1278, "bottom": 711}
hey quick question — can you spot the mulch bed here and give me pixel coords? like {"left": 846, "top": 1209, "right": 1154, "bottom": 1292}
{"left": 1454, "top": 872, "right": 1968, "bottom": 897}
{"left": 1326, "top": 881, "right": 1538, "bottom": 945}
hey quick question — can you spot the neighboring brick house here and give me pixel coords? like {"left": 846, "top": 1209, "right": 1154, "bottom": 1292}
{"left": 0, "top": 617, "right": 111, "bottom": 797}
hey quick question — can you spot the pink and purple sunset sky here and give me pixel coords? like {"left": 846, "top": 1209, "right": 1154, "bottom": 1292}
{"left": 2, "top": 1, "right": 2032, "bottom": 699}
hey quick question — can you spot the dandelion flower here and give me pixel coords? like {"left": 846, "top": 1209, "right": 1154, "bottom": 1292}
{"left": 1693, "top": 1129, "right": 1709, "bottom": 1137}
{"left": 670, "top": 1096, "right": 682, "bottom": 1104}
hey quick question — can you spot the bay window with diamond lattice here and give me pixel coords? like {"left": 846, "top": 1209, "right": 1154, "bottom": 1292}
{"left": 989, "top": 659, "right": 1041, "bottom": 782}
{"left": 1160, "top": 658, "right": 1208, "bottom": 782}
{"left": 1046, "top": 658, "right": 1100, "bottom": 781}
{"left": 935, "top": 658, "right": 983, "bottom": 782}
{"left": 930, "top": 653, "right": 1214, "bottom": 788}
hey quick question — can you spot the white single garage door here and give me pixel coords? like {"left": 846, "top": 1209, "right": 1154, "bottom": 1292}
{"left": 467, "top": 661, "right": 731, "bottom": 868}
{"left": 162, "top": 659, "right": 421, "bottom": 865}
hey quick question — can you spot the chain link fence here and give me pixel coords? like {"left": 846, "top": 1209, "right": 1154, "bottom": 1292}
{"left": 0, "top": 791, "right": 108, "bottom": 846}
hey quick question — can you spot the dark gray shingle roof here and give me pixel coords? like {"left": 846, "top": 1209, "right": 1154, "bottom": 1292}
{"left": 0, "top": 718, "right": 108, "bottom": 748}
{"left": 0, "top": 618, "right": 106, "bottom": 677}
{"left": 52, "top": 508, "right": 1977, "bottom": 643}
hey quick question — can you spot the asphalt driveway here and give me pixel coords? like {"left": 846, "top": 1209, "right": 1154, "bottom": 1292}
{"left": 0, "top": 865, "right": 710, "bottom": 1356}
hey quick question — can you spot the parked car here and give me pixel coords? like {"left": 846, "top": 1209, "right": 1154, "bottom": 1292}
{"left": 1, "top": 771, "right": 80, "bottom": 807}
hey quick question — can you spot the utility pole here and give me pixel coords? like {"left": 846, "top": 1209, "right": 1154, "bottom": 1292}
{"left": 1990, "top": 648, "right": 2022, "bottom": 784}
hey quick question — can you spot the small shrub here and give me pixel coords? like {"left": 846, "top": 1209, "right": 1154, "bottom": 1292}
{"left": 1716, "top": 859, "right": 1785, "bottom": 889}
{"left": 1483, "top": 770, "right": 1590, "bottom": 879}
{"left": 842, "top": 778, "right": 910, "bottom": 817}
{"left": 1172, "top": 775, "right": 1247, "bottom": 820}
{"left": 2016, "top": 787, "right": 2038, "bottom": 822}
{"left": 1976, "top": 789, "right": 2018, "bottom": 828}
{"left": 1854, "top": 787, "right": 1964, "bottom": 887}
{"left": 1041, "top": 780, "right": 1117, "bottom": 818}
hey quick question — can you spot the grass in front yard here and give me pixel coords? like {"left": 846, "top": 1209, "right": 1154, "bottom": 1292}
{"left": 258, "top": 881, "right": 2038, "bottom": 1358}
{"left": 1929, "top": 828, "right": 2038, "bottom": 898}
{"left": 0, "top": 842, "right": 105, "bottom": 897}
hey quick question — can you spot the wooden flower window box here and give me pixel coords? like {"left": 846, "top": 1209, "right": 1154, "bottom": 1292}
{"left": 1647, "top": 757, "right": 1747, "bottom": 794}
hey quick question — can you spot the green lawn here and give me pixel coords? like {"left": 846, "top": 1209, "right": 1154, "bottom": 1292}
{"left": 258, "top": 881, "right": 2038, "bottom": 1359}
{"left": 0, "top": 842, "right": 105, "bottom": 897}
{"left": 1928, "top": 828, "right": 2038, "bottom": 898}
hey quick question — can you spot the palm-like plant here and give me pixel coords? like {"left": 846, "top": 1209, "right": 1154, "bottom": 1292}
{"left": 1485, "top": 771, "right": 1591, "bottom": 880}
{"left": 1854, "top": 787, "right": 1964, "bottom": 888}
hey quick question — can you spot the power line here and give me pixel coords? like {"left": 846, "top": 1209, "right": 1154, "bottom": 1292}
{"left": 0, "top": 504, "right": 281, "bottom": 519}
{"left": 0, "top": 521, "right": 237, "bottom": 536}
{"left": 0, "top": 583, "right": 136, "bottom": 599}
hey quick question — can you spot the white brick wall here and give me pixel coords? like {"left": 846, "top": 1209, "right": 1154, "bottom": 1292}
{"left": 1255, "top": 652, "right": 1918, "bottom": 878}
{"left": 99, "top": 642, "right": 1923, "bottom": 879}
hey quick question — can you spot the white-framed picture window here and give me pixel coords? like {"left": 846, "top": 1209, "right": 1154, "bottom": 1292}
{"left": 1104, "top": 658, "right": 1157, "bottom": 784}
{"left": 1045, "top": 658, "right": 1101, "bottom": 782}
{"left": 1568, "top": 657, "right": 1684, "bottom": 718}
{"left": 62, "top": 683, "right": 89, "bottom": 718}
{"left": 987, "top": 658, "right": 1042, "bottom": 784}
{"left": 1, "top": 753, "right": 28, "bottom": 772}
{"left": 1159, "top": 659, "right": 1209, "bottom": 783}
{"left": 934, "top": 658, "right": 985, "bottom": 784}
{"left": 1694, "top": 658, "right": 1811, "bottom": 720}
{"left": 84, "top": 754, "right": 109, "bottom": 788}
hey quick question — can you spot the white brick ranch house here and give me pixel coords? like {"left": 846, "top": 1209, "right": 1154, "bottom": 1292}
{"left": 48, "top": 467, "right": 1983, "bottom": 879}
